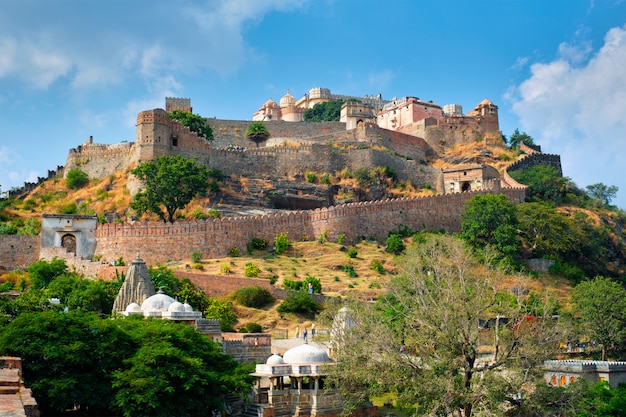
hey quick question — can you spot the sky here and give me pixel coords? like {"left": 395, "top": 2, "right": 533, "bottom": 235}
{"left": 1, "top": 0, "right": 625, "bottom": 207}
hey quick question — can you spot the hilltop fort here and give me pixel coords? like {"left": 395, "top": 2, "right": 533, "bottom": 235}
{"left": 1, "top": 90, "right": 562, "bottom": 275}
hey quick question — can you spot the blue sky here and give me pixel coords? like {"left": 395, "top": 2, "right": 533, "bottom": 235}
{"left": 1, "top": 0, "right": 626, "bottom": 207}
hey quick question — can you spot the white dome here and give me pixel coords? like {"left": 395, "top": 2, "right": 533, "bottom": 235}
{"left": 183, "top": 302, "right": 194, "bottom": 312}
{"left": 280, "top": 91, "right": 296, "bottom": 108}
{"left": 168, "top": 301, "right": 185, "bottom": 312}
{"left": 141, "top": 290, "right": 176, "bottom": 313}
{"left": 283, "top": 344, "right": 330, "bottom": 364}
{"left": 266, "top": 354, "right": 284, "bottom": 365}
{"left": 125, "top": 302, "right": 142, "bottom": 313}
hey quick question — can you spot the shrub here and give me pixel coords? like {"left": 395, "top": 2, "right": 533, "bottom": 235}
{"left": 305, "top": 171, "right": 317, "bottom": 183}
{"left": 337, "top": 233, "right": 345, "bottom": 244}
{"left": 347, "top": 248, "right": 358, "bottom": 258}
{"left": 247, "top": 238, "right": 268, "bottom": 254}
{"left": 284, "top": 276, "right": 321, "bottom": 293}
{"left": 342, "top": 265, "right": 358, "bottom": 278}
{"left": 220, "top": 263, "right": 232, "bottom": 274}
{"left": 275, "top": 232, "right": 289, "bottom": 255}
{"left": 549, "top": 261, "right": 587, "bottom": 284}
{"left": 190, "top": 250, "right": 202, "bottom": 263}
{"left": 370, "top": 259, "right": 384, "bottom": 274}
{"left": 191, "top": 209, "right": 207, "bottom": 220}
{"left": 243, "top": 322, "right": 263, "bottom": 333}
{"left": 277, "top": 291, "right": 320, "bottom": 315}
{"left": 320, "top": 173, "right": 331, "bottom": 185}
{"left": 317, "top": 230, "right": 328, "bottom": 244}
{"left": 386, "top": 233, "right": 405, "bottom": 255}
{"left": 208, "top": 208, "right": 221, "bottom": 219}
{"left": 268, "top": 276, "right": 278, "bottom": 285}
{"left": 233, "top": 286, "right": 275, "bottom": 308}
{"left": 228, "top": 246, "right": 240, "bottom": 257}
{"left": 244, "top": 262, "right": 261, "bottom": 278}
{"left": 191, "top": 263, "right": 204, "bottom": 270}
{"left": 66, "top": 168, "right": 89, "bottom": 189}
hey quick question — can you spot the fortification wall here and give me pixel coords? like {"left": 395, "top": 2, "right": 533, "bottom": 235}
{"left": 0, "top": 235, "right": 40, "bottom": 270}
{"left": 65, "top": 142, "right": 134, "bottom": 179}
{"left": 208, "top": 119, "right": 346, "bottom": 148}
{"left": 506, "top": 149, "right": 563, "bottom": 177}
{"left": 92, "top": 188, "right": 526, "bottom": 266}
{"left": 174, "top": 271, "right": 276, "bottom": 297}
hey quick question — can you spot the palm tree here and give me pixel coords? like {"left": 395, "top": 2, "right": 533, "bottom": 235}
{"left": 245, "top": 121, "right": 270, "bottom": 148}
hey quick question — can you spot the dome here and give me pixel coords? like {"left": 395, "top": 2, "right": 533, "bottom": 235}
{"left": 263, "top": 98, "right": 278, "bottom": 109}
{"left": 280, "top": 91, "right": 296, "bottom": 108}
{"left": 283, "top": 344, "right": 330, "bottom": 364}
{"left": 266, "top": 354, "right": 285, "bottom": 365}
{"left": 125, "top": 302, "right": 142, "bottom": 313}
{"left": 168, "top": 301, "right": 185, "bottom": 312}
{"left": 141, "top": 290, "right": 176, "bottom": 313}
{"left": 183, "top": 302, "right": 194, "bottom": 312}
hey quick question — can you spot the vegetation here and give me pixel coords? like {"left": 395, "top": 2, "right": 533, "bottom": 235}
{"left": 507, "top": 128, "right": 534, "bottom": 148}
{"left": 65, "top": 168, "right": 90, "bottom": 189}
{"left": 324, "top": 234, "right": 561, "bottom": 417}
{"left": 303, "top": 99, "right": 348, "bottom": 122}
{"left": 274, "top": 232, "right": 289, "bottom": 255}
{"left": 277, "top": 291, "right": 320, "bottom": 315}
{"left": 232, "top": 285, "right": 275, "bottom": 308}
{"left": 131, "top": 155, "right": 211, "bottom": 222}
{"left": 169, "top": 110, "right": 214, "bottom": 141}
{"left": 245, "top": 121, "right": 271, "bottom": 148}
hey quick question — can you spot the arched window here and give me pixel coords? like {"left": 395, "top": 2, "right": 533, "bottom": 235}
{"left": 560, "top": 375, "right": 567, "bottom": 386}
{"left": 551, "top": 374, "right": 557, "bottom": 386}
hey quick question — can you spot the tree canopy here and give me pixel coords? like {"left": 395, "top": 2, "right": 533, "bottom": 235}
{"left": 244, "top": 121, "right": 271, "bottom": 148}
{"left": 131, "top": 156, "right": 211, "bottom": 223}
{"left": 461, "top": 193, "right": 520, "bottom": 259}
{"left": 168, "top": 110, "right": 214, "bottom": 142}
{"left": 324, "top": 234, "right": 561, "bottom": 417}
{"left": 303, "top": 99, "right": 347, "bottom": 122}
{"left": 571, "top": 276, "right": 626, "bottom": 361}
{"left": 586, "top": 183, "right": 619, "bottom": 206}
{"left": 507, "top": 128, "right": 534, "bottom": 148}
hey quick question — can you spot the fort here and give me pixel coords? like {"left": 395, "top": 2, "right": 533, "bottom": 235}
{"left": 1, "top": 92, "right": 562, "bottom": 275}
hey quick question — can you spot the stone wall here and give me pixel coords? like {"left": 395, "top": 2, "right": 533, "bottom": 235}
{"left": 175, "top": 271, "right": 276, "bottom": 297}
{"left": 92, "top": 187, "right": 526, "bottom": 266}
{"left": 0, "top": 235, "right": 40, "bottom": 270}
{"left": 65, "top": 141, "right": 134, "bottom": 179}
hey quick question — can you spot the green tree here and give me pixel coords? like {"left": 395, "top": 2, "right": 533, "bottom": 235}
{"left": 27, "top": 257, "right": 68, "bottom": 289}
{"left": 586, "top": 183, "right": 619, "bottom": 206}
{"left": 507, "top": 128, "right": 534, "bottom": 148}
{"left": 461, "top": 194, "right": 520, "bottom": 258}
{"left": 245, "top": 121, "right": 271, "bottom": 148}
{"left": 131, "top": 156, "right": 210, "bottom": 223}
{"left": 509, "top": 165, "right": 570, "bottom": 204}
{"left": 571, "top": 276, "right": 626, "bottom": 361}
{"left": 65, "top": 168, "right": 90, "bottom": 189}
{"left": 168, "top": 110, "right": 214, "bottom": 141}
{"left": 516, "top": 202, "right": 578, "bottom": 259}
{"left": 303, "top": 99, "right": 347, "bottom": 122}
{"left": 204, "top": 298, "right": 238, "bottom": 331}
{"left": 325, "top": 234, "right": 561, "bottom": 417}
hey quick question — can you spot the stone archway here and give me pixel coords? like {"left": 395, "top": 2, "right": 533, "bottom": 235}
{"left": 461, "top": 181, "right": 471, "bottom": 192}
{"left": 61, "top": 234, "right": 77, "bottom": 254}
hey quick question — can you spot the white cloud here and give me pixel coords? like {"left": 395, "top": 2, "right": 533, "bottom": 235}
{"left": 509, "top": 24, "right": 626, "bottom": 207}
{"left": 368, "top": 69, "right": 394, "bottom": 90}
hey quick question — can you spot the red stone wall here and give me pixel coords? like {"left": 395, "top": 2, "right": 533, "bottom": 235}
{"left": 92, "top": 188, "right": 526, "bottom": 266}
{"left": 175, "top": 271, "right": 276, "bottom": 297}
{"left": 0, "top": 235, "right": 40, "bottom": 270}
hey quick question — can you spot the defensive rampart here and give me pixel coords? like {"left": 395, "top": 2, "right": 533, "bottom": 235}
{"left": 0, "top": 235, "right": 40, "bottom": 270}
{"left": 92, "top": 187, "right": 526, "bottom": 266}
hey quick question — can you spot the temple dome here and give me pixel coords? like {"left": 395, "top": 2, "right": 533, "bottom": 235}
{"left": 168, "top": 301, "right": 185, "bottom": 312}
{"left": 125, "top": 302, "right": 142, "bottom": 314}
{"left": 283, "top": 344, "right": 330, "bottom": 364}
{"left": 263, "top": 98, "right": 278, "bottom": 109}
{"left": 183, "top": 302, "right": 194, "bottom": 312}
{"left": 280, "top": 91, "right": 296, "bottom": 108}
{"left": 266, "top": 354, "right": 284, "bottom": 365}
{"left": 141, "top": 290, "right": 176, "bottom": 313}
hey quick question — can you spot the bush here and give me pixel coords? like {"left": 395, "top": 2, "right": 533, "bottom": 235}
{"left": 284, "top": 276, "right": 321, "bottom": 294}
{"left": 190, "top": 250, "right": 202, "bottom": 263}
{"left": 342, "top": 265, "right": 358, "bottom": 278}
{"left": 27, "top": 257, "right": 68, "bottom": 289}
{"left": 386, "top": 233, "right": 405, "bottom": 255}
{"left": 208, "top": 208, "right": 221, "bottom": 219}
{"left": 277, "top": 291, "right": 320, "bottom": 315}
{"left": 220, "top": 262, "right": 232, "bottom": 274}
{"left": 370, "top": 259, "right": 384, "bottom": 274}
{"left": 305, "top": 171, "right": 317, "bottom": 183}
{"left": 232, "top": 286, "right": 274, "bottom": 308}
{"left": 243, "top": 322, "right": 263, "bottom": 333}
{"left": 347, "top": 248, "right": 358, "bottom": 258}
{"left": 244, "top": 262, "right": 261, "bottom": 278}
{"left": 549, "top": 261, "right": 587, "bottom": 284}
{"left": 228, "top": 246, "right": 240, "bottom": 257}
{"left": 247, "top": 238, "right": 268, "bottom": 254}
{"left": 320, "top": 173, "right": 331, "bottom": 185}
{"left": 337, "top": 233, "right": 345, "bottom": 244}
{"left": 275, "top": 232, "right": 289, "bottom": 255}
{"left": 66, "top": 168, "right": 89, "bottom": 189}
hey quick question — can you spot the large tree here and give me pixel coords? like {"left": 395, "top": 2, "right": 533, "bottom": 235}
{"left": 461, "top": 194, "right": 520, "bottom": 258}
{"left": 325, "top": 234, "right": 561, "bottom": 417}
{"left": 131, "top": 156, "right": 210, "bottom": 223}
{"left": 507, "top": 128, "right": 534, "bottom": 148}
{"left": 168, "top": 110, "right": 214, "bottom": 142}
{"left": 245, "top": 121, "right": 271, "bottom": 148}
{"left": 586, "top": 183, "right": 619, "bottom": 206}
{"left": 303, "top": 99, "right": 346, "bottom": 122}
{"left": 571, "top": 276, "right": 626, "bottom": 361}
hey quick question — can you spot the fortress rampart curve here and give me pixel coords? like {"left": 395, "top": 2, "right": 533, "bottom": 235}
{"left": 92, "top": 187, "right": 526, "bottom": 267}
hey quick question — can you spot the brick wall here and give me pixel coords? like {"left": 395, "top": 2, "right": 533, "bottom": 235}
{"left": 0, "top": 235, "right": 40, "bottom": 270}
{"left": 175, "top": 271, "right": 276, "bottom": 297}
{"left": 92, "top": 187, "right": 526, "bottom": 266}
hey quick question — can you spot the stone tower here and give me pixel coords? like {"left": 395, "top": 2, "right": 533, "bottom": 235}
{"left": 112, "top": 257, "right": 156, "bottom": 313}
{"left": 134, "top": 108, "right": 174, "bottom": 163}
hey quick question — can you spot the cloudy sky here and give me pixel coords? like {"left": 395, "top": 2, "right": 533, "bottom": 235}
{"left": 1, "top": 0, "right": 625, "bottom": 207}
